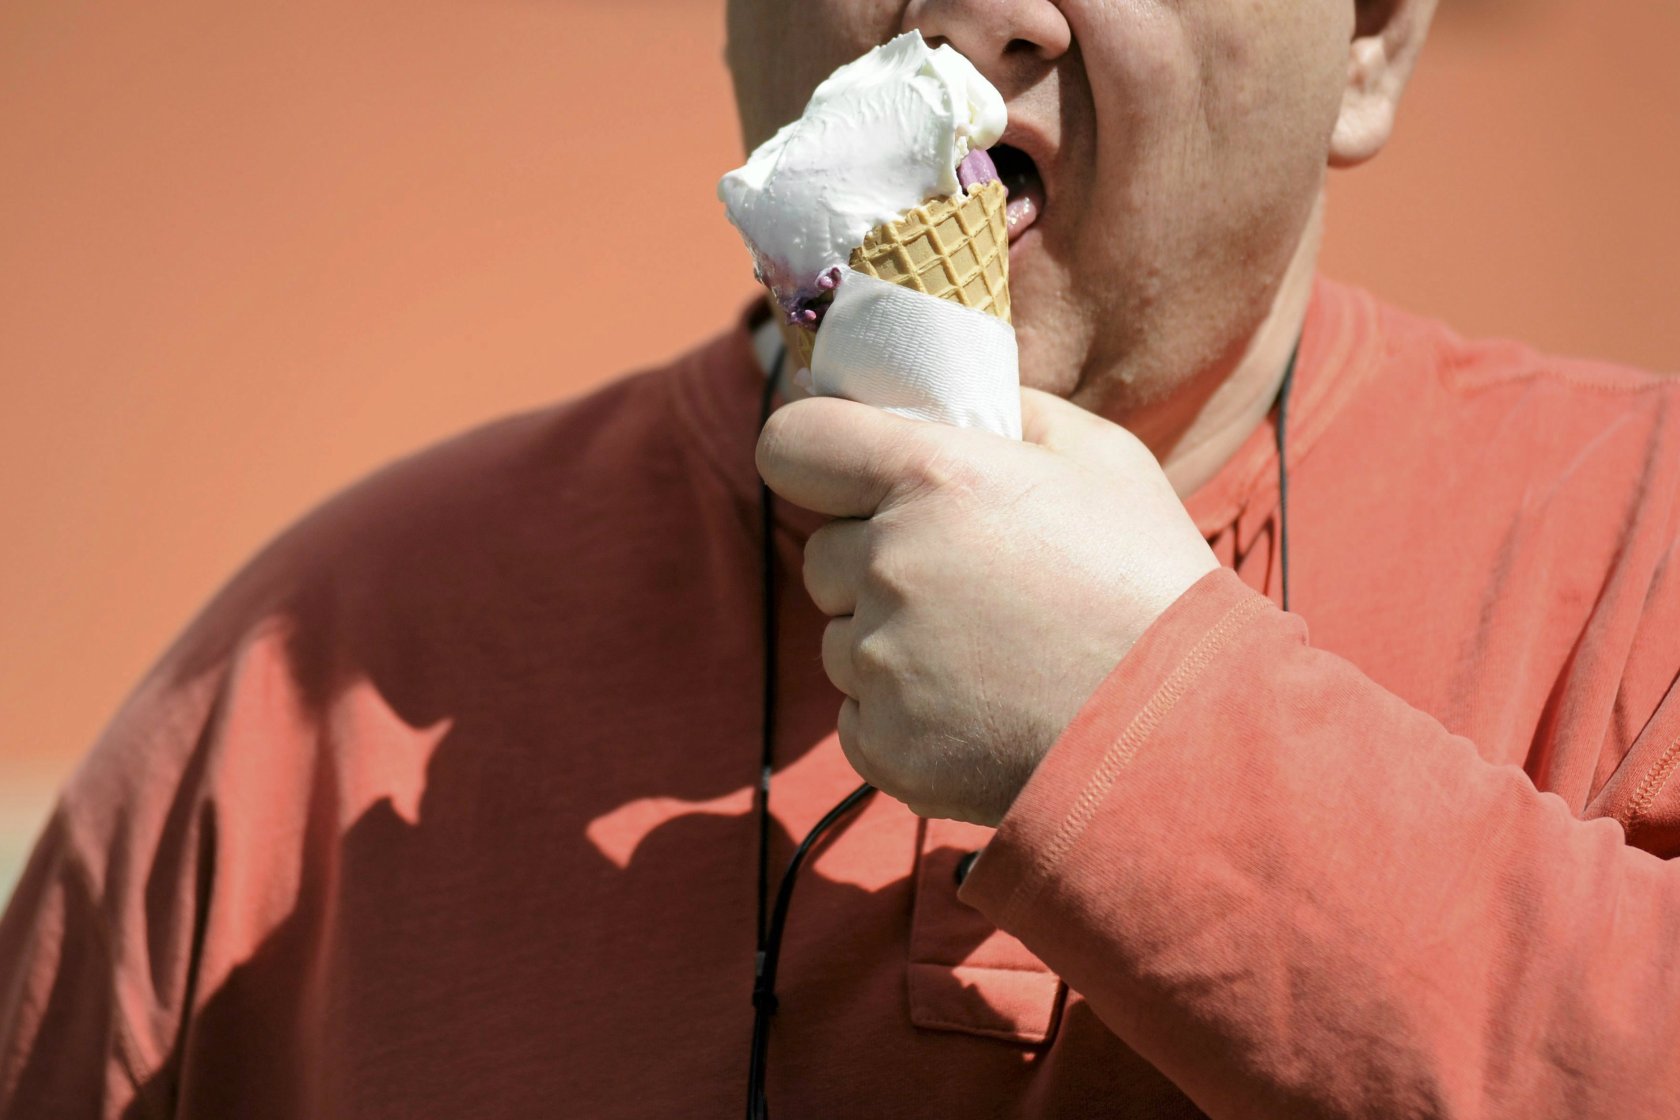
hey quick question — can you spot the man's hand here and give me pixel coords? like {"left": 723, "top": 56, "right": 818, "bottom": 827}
{"left": 755, "top": 388, "right": 1219, "bottom": 826}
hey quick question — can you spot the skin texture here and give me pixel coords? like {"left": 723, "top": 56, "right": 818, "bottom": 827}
{"left": 737, "top": 0, "right": 1437, "bottom": 824}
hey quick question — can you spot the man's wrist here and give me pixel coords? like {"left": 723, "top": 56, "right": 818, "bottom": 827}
{"left": 961, "top": 568, "right": 1272, "bottom": 929}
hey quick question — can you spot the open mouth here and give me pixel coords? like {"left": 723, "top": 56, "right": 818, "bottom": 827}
{"left": 988, "top": 144, "right": 1045, "bottom": 242}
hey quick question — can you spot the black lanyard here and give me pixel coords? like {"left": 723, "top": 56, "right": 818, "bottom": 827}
{"left": 746, "top": 338, "right": 1300, "bottom": 1117}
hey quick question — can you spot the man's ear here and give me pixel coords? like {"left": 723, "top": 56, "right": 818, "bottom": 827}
{"left": 1329, "top": 0, "right": 1438, "bottom": 168}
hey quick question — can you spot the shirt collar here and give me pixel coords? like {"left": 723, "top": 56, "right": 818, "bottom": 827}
{"left": 1183, "top": 276, "right": 1383, "bottom": 550}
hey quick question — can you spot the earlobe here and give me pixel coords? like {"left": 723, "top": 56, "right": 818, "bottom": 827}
{"left": 1328, "top": 0, "right": 1435, "bottom": 169}
{"left": 1329, "top": 36, "right": 1395, "bottom": 167}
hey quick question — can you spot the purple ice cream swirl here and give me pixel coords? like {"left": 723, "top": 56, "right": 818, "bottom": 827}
{"left": 957, "top": 146, "right": 1000, "bottom": 190}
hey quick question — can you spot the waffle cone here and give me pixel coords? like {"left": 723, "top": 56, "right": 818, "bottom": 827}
{"left": 778, "top": 178, "right": 1011, "bottom": 374}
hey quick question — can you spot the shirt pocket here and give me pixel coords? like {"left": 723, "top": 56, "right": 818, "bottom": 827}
{"left": 908, "top": 816, "right": 1066, "bottom": 1044}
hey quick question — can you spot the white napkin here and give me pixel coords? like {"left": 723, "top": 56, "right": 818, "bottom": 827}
{"left": 806, "top": 272, "right": 1021, "bottom": 440}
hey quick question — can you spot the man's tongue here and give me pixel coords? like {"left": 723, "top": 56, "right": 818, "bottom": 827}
{"left": 961, "top": 145, "right": 1041, "bottom": 241}
{"left": 1005, "top": 189, "right": 1041, "bottom": 238}
{"left": 985, "top": 145, "right": 1043, "bottom": 241}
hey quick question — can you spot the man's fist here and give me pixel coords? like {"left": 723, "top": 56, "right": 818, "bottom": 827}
{"left": 755, "top": 388, "right": 1219, "bottom": 826}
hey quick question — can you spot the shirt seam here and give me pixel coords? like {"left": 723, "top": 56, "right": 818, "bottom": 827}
{"left": 1622, "top": 735, "right": 1680, "bottom": 842}
{"left": 1192, "top": 279, "right": 1385, "bottom": 543}
{"left": 996, "top": 593, "right": 1273, "bottom": 930}
{"left": 1270, "top": 282, "right": 1385, "bottom": 489}
{"left": 52, "top": 814, "right": 168, "bottom": 1115}
{"left": 1441, "top": 346, "right": 1680, "bottom": 399}
{"left": 906, "top": 817, "right": 931, "bottom": 975}
{"left": 909, "top": 1014, "right": 1053, "bottom": 1042}
{"left": 659, "top": 341, "right": 760, "bottom": 526}
{"left": 907, "top": 959, "right": 1061, "bottom": 975}
{"left": 660, "top": 311, "right": 812, "bottom": 538}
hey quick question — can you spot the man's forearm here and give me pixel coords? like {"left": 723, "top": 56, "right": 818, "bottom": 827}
{"left": 963, "top": 568, "right": 1680, "bottom": 1120}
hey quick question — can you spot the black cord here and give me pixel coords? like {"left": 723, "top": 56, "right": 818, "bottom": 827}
{"left": 755, "top": 364, "right": 781, "bottom": 953}
{"left": 750, "top": 347, "right": 876, "bottom": 1120}
{"left": 747, "top": 782, "right": 875, "bottom": 1120}
{"left": 1274, "top": 337, "right": 1302, "bottom": 613}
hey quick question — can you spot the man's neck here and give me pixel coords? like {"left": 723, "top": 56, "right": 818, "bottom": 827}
{"left": 1127, "top": 196, "right": 1324, "bottom": 499}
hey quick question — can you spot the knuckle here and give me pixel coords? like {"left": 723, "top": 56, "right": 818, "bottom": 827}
{"left": 1109, "top": 425, "right": 1160, "bottom": 471}
{"left": 902, "top": 437, "right": 981, "bottom": 499}
{"left": 851, "top": 628, "right": 896, "bottom": 684}
{"left": 863, "top": 545, "right": 912, "bottom": 603}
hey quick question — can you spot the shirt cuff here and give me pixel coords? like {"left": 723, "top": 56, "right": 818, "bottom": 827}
{"left": 958, "top": 567, "right": 1276, "bottom": 929}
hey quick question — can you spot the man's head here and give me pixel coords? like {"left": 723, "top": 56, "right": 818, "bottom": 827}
{"left": 726, "top": 0, "right": 1435, "bottom": 429}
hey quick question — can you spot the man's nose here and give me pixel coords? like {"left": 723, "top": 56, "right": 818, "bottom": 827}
{"left": 901, "top": 0, "right": 1072, "bottom": 72}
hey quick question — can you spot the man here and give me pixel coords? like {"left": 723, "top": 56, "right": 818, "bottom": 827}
{"left": 4, "top": 0, "right": 1678, "bottom": 1115}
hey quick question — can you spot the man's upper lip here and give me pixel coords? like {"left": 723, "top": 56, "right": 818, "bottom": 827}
{"left": 995, "top": 119, "right": 1056, "bottom": 203}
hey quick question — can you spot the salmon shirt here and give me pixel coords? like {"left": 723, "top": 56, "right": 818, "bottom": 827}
{"left": 3, "top": 278, "right": 1680, "bottom": 1118}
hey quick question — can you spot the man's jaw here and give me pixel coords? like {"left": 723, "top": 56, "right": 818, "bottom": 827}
{"left": 1152, "top": 193, "right": 1327, "bottom": 500}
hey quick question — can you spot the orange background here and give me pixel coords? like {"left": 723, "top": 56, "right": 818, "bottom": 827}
{"left": 3, "top": 1, "right": 1677, "bottom": 891}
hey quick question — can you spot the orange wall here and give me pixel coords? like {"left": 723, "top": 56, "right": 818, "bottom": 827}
{"left": 3, "top": 1, "right": 1677, "bottom": 888}
{"left": 1322, "top": 2, "right": 1680, "bottom": 366}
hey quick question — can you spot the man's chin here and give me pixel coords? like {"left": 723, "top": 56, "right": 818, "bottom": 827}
{"left": 1012, "top": 306, "right": 1092, "bottom": 404}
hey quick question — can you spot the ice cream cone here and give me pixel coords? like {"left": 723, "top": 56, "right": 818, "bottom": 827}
{"left": 778, "top": 178, "right": 1011, "bottom": 375}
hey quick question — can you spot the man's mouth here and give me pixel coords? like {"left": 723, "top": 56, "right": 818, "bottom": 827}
{"left": 988, "top": 144, "right": 1045, "bottom": 242}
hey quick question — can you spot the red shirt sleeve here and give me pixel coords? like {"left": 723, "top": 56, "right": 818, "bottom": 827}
{"left": 961, "top": 567, "right": 1680, "bottom": 1119}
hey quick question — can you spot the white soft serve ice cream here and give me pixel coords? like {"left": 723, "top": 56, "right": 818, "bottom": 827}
{"left": 718, "top": 30, "right": 1006, "bottom": 323}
